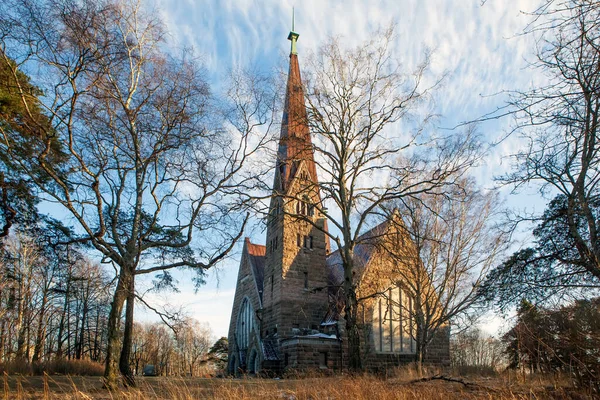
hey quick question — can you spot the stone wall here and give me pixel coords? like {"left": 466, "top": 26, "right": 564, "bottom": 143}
{"left": 424, "top": 325, "right": 450, "bottom": 366}
{"left": 280, "top": 336, "right": 342, "bottom": 372}
{"left": 262, "top": 162, "right": 330, "bottom": 341}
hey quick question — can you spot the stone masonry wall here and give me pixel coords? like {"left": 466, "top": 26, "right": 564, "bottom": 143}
{"left": 280, "top": 337, "right": 342, "bottom": 372}
{"left": 262, "top": 162, "right": 330, "bottom": 341}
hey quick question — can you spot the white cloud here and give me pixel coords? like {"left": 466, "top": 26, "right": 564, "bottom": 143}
{"left": 142, "top": 0, "right": 544, "bottom": 336}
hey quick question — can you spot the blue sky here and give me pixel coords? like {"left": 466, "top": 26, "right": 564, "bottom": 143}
{"left": 134, "top": 0, "right": 546, "bottom": 339}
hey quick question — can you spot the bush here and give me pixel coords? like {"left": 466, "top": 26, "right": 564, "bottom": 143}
{"left": 37, "top": 359, "right": 105, "bottom": 376}
{"left": 0, "top": 359, "right": 104, "bottom": 376}
{"left": 0, "top": 360, "right": 33, "bottom": 375}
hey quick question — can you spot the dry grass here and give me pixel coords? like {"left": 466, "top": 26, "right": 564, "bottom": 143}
{"left": 0, "top": 371, "right": 594, "bottom": 399}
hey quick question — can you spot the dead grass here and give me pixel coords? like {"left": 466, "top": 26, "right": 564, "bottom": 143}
{"left": 0, "top": 372, "right": 595, "bottom": 399}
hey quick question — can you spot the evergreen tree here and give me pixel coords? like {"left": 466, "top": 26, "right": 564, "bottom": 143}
{"left": 0, "top": 52, "right": 64, "bottom": 236}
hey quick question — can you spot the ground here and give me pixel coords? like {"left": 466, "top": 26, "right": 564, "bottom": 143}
{"left": 1, "top": 374, "right": 593, "bottom": 399}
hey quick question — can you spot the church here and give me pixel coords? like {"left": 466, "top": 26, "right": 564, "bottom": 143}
{"left": 227, "top": 27, "right": 450, "bottom": 375}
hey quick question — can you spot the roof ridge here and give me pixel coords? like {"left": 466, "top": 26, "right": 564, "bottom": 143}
{"left": 244, "top": 237, "right": 266, "bottom": 256}
{"left": 326, "top": 219, "right": 389, "bottom": 258}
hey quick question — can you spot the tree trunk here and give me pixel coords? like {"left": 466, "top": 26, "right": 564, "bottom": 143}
{"left": 73, "top": 306, "right": 80, "bottom": 359}
{"left": 345, "top": 308, "right": 361, "bottom": 371}
{"left": 103, "top": 269, "right": 129, "bottom": 391}
{"left": 32, "top": 290, "right": 48, "bottom": 363}
{"left": 340, "top": 241, "right": 363, "bottom": 372}
{"left": 15, "top": 279, "right": 27, "bottom": 361}
{"left": 56, "top": 276, "right": 70, "bottom": 359}
{"left": 414, "top": 305, "right": 427, "bottom": 376}
{"left": 119, "top": 270, "right": 136, "bottom": 387}
{"left": 0, "top": 319, "right": 5, "bottom": 361}
{"left": 92, "top": 309, "right": 100, "bottom": 362}
{"left": 76, "top": 287, "right": 89, "bottom": 360}
{"left": 25, "top": 314, "right": 32, "bottom": 362}
{"left": 343, "top": 253, "right": 362, "bottom": 371}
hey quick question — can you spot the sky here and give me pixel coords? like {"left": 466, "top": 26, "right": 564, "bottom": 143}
{"left": 133, "top": 0, "right": 547, "bottom": 339}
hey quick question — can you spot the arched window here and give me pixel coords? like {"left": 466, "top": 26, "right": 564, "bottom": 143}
{"left": 372, "top": 285, "right": 415, "bottom": 353}
{"left": 236, "top": 298, "right": 255, "bottom": 350}
{"left": 295, "top": 196, "right": 314, "bottom": 217}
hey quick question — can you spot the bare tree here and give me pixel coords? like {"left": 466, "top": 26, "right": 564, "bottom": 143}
{"left": 175, "top": 319, "right": 212, "bottom": 376}
{"left": 127, "top": 319, "right": 215, "bottom": 377}
{"left": 451, "top": 328, "right": 505, "bottom": 371}
{"left": 384, "top": 180, "right": 507, "bottom": 370}
{"left": 286, "top": 27, "right": 481, "bottom": 370}
{"left": 2, "top": 233, "right": 41, "bottom": 362}
{"left": 483, "top": 0, "right": 600, "bottom": 307}
{"left": 0, "top": 0, "right": 270, "bottom": 388}
{"left": 0, "top": 226, "right": 112, "bottom": 368}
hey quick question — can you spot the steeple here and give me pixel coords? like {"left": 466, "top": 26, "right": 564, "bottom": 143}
{"left": 260, "top": 21, "right": 330, "bottom": 344}
{"left": 275, "top": 18, "right": 318, "bottom": 193}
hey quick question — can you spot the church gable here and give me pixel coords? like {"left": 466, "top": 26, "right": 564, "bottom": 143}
{"left": 246, "top": 240, "right": 266, "bottom": 303}
{"left": 286, "top": 159, "right": 320, "bottom": 203}
{"left": 326, "top": 221, "right": 389, "bottom": 289}
{"left": 227, "top": 239, "right": 265, "bottom": 368}
{"left": 325, "top": 219, "right": 420, "bottom": 355}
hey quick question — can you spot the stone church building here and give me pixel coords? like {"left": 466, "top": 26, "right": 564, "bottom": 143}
{"left": 227, "top": 28, "right": 450, "bottom": 375}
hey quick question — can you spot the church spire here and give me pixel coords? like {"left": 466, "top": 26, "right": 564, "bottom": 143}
{"left": 275, "top": 15, "right": 318, "bottom": 193}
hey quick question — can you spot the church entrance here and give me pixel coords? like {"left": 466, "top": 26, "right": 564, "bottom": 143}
{"left": 248, "top": 349, "right": 260, "bottom": 374}
{"left": 228, "top": 354, "right": 237, "bottom": 376}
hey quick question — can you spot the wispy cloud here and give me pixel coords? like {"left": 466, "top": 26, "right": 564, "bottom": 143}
{"left": 145, "top": 0, "right": 543, "bottom": 336}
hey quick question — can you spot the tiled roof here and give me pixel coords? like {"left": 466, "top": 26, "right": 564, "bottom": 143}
{"left": 323, "top": 220, "right": 390, "bottom": 325}
{"left": 261, "top": 338, "right": 279, "bottom": 361}
{"left": 246, "top": 240, "right": 266, "bottom": 257}
{"left": 244, "top": 238, "right": 265, "bottom": 302}
{"left": 326, "top": 220, "right": 389, "bottom": 286}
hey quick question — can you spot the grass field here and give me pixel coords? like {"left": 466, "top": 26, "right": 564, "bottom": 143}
{"left": 1, "top": 373, "right": 595, "bottom": 399}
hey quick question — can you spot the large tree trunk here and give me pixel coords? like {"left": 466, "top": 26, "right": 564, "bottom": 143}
{"left": 119, "top": 270, "right": 136, "bottom": 387}
{"left": 342, "top": 251, "right": 362, "bottom": 371}
{"left": 345, "top": 297, "right": 361, "bottom": 371}
{"left": 415, "top": 337, "right": 425, "bottom": 376}
{"left": 103, "top": 269, "right": 129, "bottom": 391}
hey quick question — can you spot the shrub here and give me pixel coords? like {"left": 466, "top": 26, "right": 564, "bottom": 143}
{"left": 37, "top": 359, "right": 105, "bottom": 376}
{"left": 0, "top": 359, "right": 104, "bottom": 376}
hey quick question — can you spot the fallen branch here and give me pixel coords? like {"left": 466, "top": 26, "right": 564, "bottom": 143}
{"left": 401, "top": 375, "right": 499, "bottom": 393}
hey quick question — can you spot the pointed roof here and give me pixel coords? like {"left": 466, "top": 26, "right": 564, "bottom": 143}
{"left": 243, "top": 237, "right": 266, "bottom": 302}
{"left": 246, "top": 237, "right": 266, "bottom": 257}
{"left": 275, "top": 28, "right": 318, "bottom": 192}
{"left": 326, "top": 221, "right": 391, "bottom": 286}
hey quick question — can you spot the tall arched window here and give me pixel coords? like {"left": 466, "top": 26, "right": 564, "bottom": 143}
{"left": 236, "top": 298, "right": 255, "bottom": 350}
{"left": 372, "top": 285, "right": 415, "bottom": 353}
